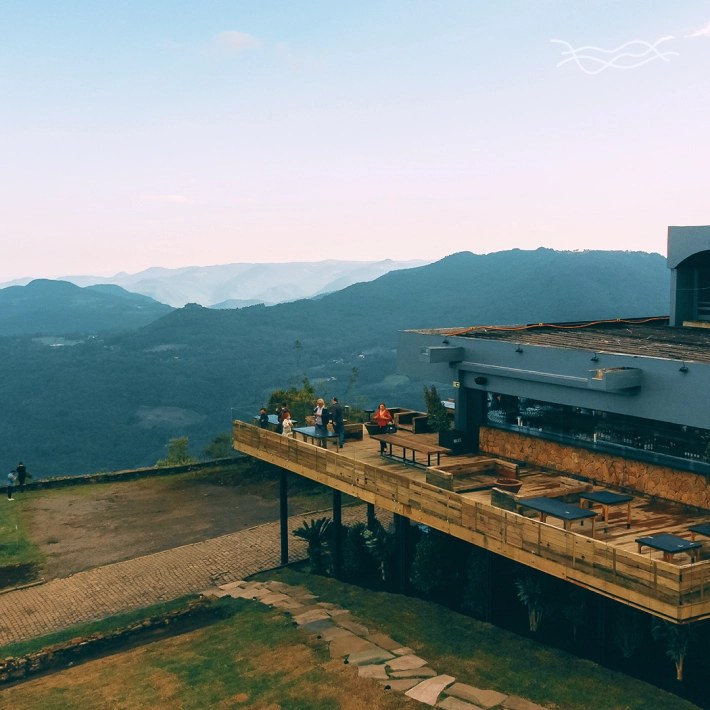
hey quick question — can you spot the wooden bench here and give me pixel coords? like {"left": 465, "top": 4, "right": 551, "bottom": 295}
{"left": 370, "top": 433, "right": 451, "bottom": 467}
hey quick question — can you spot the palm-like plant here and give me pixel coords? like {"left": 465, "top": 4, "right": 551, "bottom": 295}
{"left": 293, "top": 517, "right": 332, "bottom": 575}
{"left": 363, "top": 519, "right": 394, "bottom": 582}
{"left": 515, "top": 574, "right": 545, "bottom": 632}
{"left": 652, "top": 619, "right": 693, "bottom": 681}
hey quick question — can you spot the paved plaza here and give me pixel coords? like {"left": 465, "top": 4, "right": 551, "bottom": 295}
{"left": 0, "top": 504, "right": 374, "bottom": 646}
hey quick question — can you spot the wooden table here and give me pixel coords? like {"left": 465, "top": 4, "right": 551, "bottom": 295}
{"left": 636, "top": 533, "right": 702, "bottom": 563}
{"left": 579, "top": 491, "right": 633, "bottom": 532}
{"left": 293, "top": 426, "right": 340, "bottom": 451}
{"left": 688, "top": 523, "right": 710, "bottom": 542}
{"left": 370, "top": 433, "right": 450, "bottom": 467}
{"left": 518, "top": 497, "right": 598, "bottom": 536}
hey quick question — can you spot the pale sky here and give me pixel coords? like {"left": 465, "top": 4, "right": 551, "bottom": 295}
{"left": 1, "top": 1, "right": 709, "bottom": 281}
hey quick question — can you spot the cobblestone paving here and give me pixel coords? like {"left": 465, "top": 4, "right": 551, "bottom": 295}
{"left": 0, "top": 504, "right": 380, "bottom": 646}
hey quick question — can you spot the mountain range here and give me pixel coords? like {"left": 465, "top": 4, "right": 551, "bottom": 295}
{"left": 0, "top": 248, "right": 670, "bottom": 478}
{"left": 0, "top": 259, "right": 429, "bottom": 308}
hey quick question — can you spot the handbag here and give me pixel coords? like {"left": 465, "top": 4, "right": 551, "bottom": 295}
{"left": 386, "top": 423, "right": 397, "bottom": 434}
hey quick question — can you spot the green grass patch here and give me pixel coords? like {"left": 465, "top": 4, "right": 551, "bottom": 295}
{"left": 0, "top": 595, "right": 202, "bottom": 659}
{"left": 0, "top": 493, "right": 44, "bottom": 579}
{"left": 251, "top": 567, "right": 699, "bottom": 710}
{"left": 0, "top": 598, "right": 412, "bottom": 710}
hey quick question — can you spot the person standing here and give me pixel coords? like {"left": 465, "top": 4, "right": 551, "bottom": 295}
{"left": 313, "top": 398, "right": 330, "bottom": 446}
{"left": 258, "top": 409, "right": 269, "bottom": 429}
{"left": 7, "top": 470, "right": 16, "bottom": 501}
{"left": 373, "top": 403, "right": 393, "bottom": 454}
{"left": 330, "top": 397, "right": 345, "bottom": 448}
{"left": 16, "top": 461, "right": 27, "bottom": 493}
{"left": 282, "top": 409, "right": 294, "bottom": 437}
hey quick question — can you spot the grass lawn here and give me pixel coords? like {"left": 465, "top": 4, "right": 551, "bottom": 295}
{"left": 0, "top": 493, "right": 44, "bottom": 576}
{"left": 251, "top": 568, "right": 699, "bottom": 710}
{"left": 0, "top": 598, "right": 415, "bottom": 710}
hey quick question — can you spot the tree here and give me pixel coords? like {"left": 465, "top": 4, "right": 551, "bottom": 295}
{"left": 293, "top": 517, "right": 332, "bottom": 575}
{"left": 267, "top": 378, "right": 316, "bottom": 427}
{"left": 342, "top": 522, "right": 377, "bottom": 583}
{"left": 652, "top": 619, "right": 693, "bottom": 681}
{"left": 423, "top": 384, "right": 451, "bottom": 434}
{"left": 561, "top": 588, "right": 588, "bottom": 643}
{"left": 156, "top": 437, "right": 198, "bottom": 467}
{"left": 515, "top": 574, "right": 545, "bottom": 632}
{"left": 462, "top": 549, "right": 489, "bottom": 618}
{"left": 344, "top": 366, "right": 359, "bottom": 395}
{"left": 410, "top": 531, "right": 445, "bottom": 598}
{"left": 363, "top": 518, "right": 395, "bottom": 583}
{"left": 204, "top": 432, "right": 233, "bottom": 459}
{"left": 293, "top": 340, "right": 304, "bottom": 369}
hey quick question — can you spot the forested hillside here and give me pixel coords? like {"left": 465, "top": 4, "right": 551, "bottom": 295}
{"left": 0, "top": 280, "right": 173, "bottom": 336}
{"left": 0, "top": 249, "right": 669, "bottom": 477}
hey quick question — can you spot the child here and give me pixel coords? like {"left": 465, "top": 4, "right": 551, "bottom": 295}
{"left": 7, "top": 470, "right": 16, "bottom": 501}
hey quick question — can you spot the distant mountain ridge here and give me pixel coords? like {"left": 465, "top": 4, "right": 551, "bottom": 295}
{"left": 0, "top": 259, "right": 430, "bottom": 308}
{"left": 0, "top": 280, "right": 173, "bottom": 336}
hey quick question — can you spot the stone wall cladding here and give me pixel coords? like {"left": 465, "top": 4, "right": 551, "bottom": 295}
{"left": 480, "top": 427, "right": 710, "bottom": 510}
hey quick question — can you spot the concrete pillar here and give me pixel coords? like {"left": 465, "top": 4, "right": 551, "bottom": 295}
{"left": 332, "top": 489, "right": 343, "bottom": 579}
{"left": 596, "top": 595, "right": 607, "bottom": 664}
{"left": 455, "top": 385, "right": 487, "bottom": 453}
{"left": 280, "top": 469, "right": 288, "bottom": 565}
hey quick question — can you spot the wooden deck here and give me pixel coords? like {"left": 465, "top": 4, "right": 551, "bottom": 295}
{"left": 233, "top": 421, "right": 710, "bottom": 623}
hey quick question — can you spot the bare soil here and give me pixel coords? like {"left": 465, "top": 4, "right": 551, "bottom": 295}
{"left": 19, "top": 467, "right": 334, "bottom": 581}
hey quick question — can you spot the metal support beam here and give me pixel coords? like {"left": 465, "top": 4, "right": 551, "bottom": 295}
{"left": 366, "top": 502, "right": 376, "bottom": 529}
{"left": 333, "top": 489, "right": 343, "bottom": 579}
{"left": 394, "top": 513, "right": 409, "bottom": 594}
{"left": 280, "top": 469, "right": 288, "bottom": 566}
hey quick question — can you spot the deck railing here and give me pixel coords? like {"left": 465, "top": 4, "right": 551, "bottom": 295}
{"left": 233, "top": 420, "right": 710, "bottom": 622}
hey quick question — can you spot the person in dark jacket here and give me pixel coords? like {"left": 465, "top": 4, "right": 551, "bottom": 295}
{"left": 16, "top": 462, "right": 28, "bottom": 493}
{"left": 330, "top": 397, "right": 345, "bottom": 448}
{"left": 258, "top": 409, "right": 269, "bottom": 429}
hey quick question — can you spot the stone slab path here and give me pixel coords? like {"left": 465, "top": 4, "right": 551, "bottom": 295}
{"left": 0, "top": 505, "right": 376, "bottom": 647}
{"left": 213, "top": 578, "right": 549, "bottom": 710}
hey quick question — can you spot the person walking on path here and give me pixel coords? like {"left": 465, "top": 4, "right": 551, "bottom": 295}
{"left": 373, "top": 403, "right": 393, "bottom": 454}
{"left": 16, "top": 462, "right": 28, "bottom": 493}
{"left": 330, "top": 397, "right": 345, "bottom": 448}
{"left": 7, "top": 470, "right": 16, "bottom": 500}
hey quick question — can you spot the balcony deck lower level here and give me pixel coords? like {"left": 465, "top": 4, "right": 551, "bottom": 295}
{"left": 233, "top": 420, "right": 710, "bottom": 623}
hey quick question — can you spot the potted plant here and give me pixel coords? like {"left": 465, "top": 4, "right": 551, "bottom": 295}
{"left": 423, "top": 384, "right": 453, "bottom": 447}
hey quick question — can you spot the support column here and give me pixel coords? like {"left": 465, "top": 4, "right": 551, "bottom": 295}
{"left": 332, "top": 489, "right": 343, "bottom": 580}
{"left": 394, "top": 513, "right": 409, "bottom": 594}
{"left": 366, "top": 503, "right": 376, "bottom": 530}
{"left": 596, "top": 595, "right": 607, "bottom": 664}
{"left": 280, "top": 469, "right": 288, "bottom": 566}
{"left": 455, "top": 384, "right": 487, "bottom": 453}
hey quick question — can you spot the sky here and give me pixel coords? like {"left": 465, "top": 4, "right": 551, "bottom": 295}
{"left": 1, "top": 1, "right": 709, "bottom": 281}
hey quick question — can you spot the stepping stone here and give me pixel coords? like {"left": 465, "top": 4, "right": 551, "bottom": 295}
{"left": 502, "top": 697, "right": 548, "bottom": 710}
{"left": 387, "top": 655, "right": 428, "bottom": 671}
{"left": 367, "top": 632, "right": 400, "bottom": 651}
{"left": 264, "top": 581, "right": 287, "bottom": 590}
{"left": 348, "top": 647, "right": 395, "bottom": 666}
{"left": 327, "top": 608, "right": 350, "bottom": 618}
{"left": 320, "top": 626, "right": 351, "bottom": 642}
{"left": 218, "top": 581, "right": 245, "bottom": 591}
{"left": 337, "top": 619, "right": 369, "bottom": 636}
{"left": 437, "top": 698, "right": 483, "bottom": 710}
{"left": 286, "top": 604, "right": 322, "bottom": 617}
{"left": 329, "top": 632, "right": 375, "bottom": 659}
{"left": 392, "top": 647, "right": 415, "bottom": 656}
{"left": 390, "top": 667, "right": 437, "bottom": 679}
{"left": 271, "top": 598, "right": 303, "bottom": 610}
{"left": 405, "top": 675, "right": 456, "bottom": 706}
{"left": 448, "top": 683, "right": 508, "bottom": 708}
{"left": 292, "top": 609, "right": 331, "bottom": 625}
{"left": 303, "top": 619, "right": 334, "bottom": 634}
{"left": 199, "top": 588, "right": 229, "bottom": 598}
{"left": 239, "top": 586, "right": 272, "bottom": 600}
{"left": 380, "top": 679, "right": 420, "bottom": 691}
{"left": 359, "top": 664, "right": 389, "bottom": 679}
{"left": 317, "top": 602, "right": 338, "bottom": 609}
{"left": 259, "top": 592, "right": 291, "bottom": 605}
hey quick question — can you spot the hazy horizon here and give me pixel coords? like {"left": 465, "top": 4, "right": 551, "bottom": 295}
{"left": 1, "top": 2, "right": 709, "bottom": 281}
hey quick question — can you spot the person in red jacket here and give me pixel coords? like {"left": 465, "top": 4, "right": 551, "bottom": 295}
{"left": 372, "top": 402, "right": 392, "bottom": 454}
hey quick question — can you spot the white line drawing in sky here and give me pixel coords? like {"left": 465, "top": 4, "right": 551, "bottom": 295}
{"left": 550, "top": 37, "right": 678, "bottom": 74}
